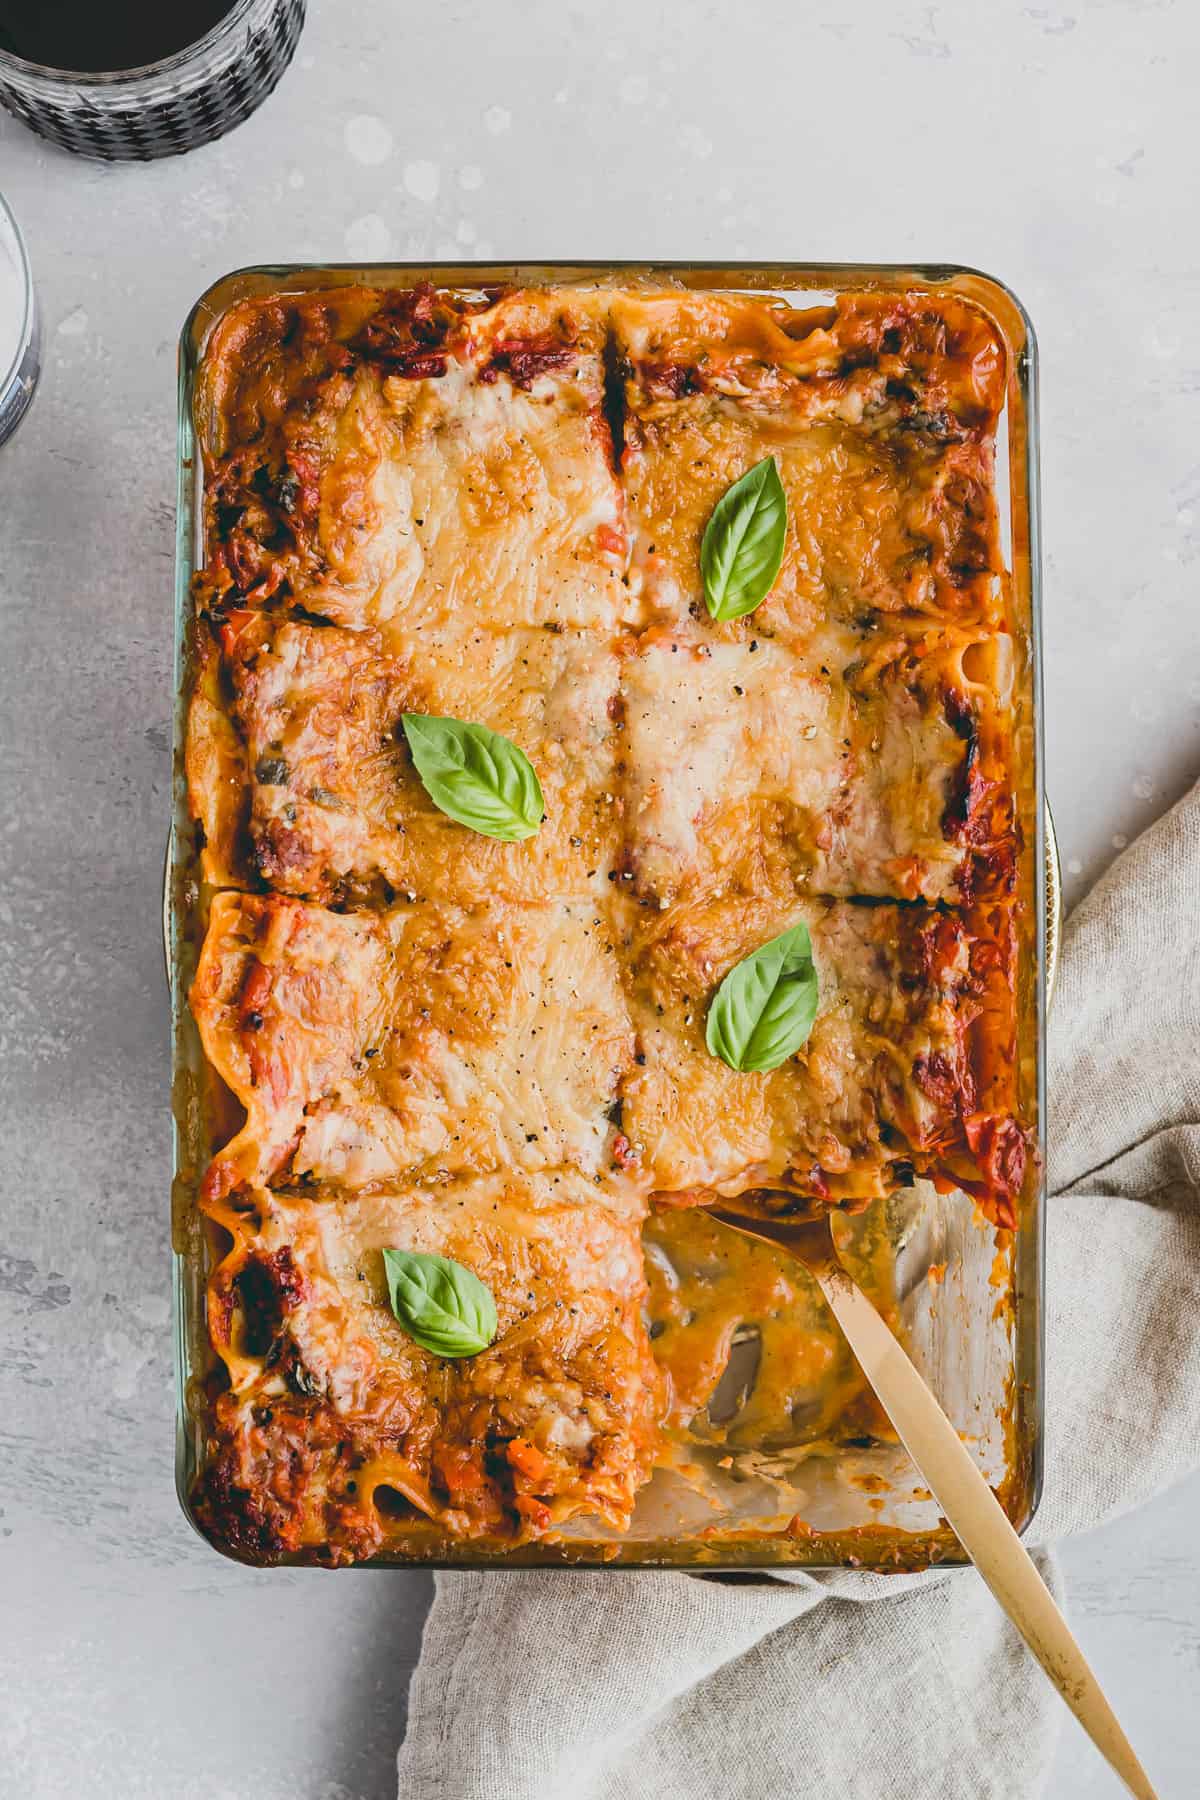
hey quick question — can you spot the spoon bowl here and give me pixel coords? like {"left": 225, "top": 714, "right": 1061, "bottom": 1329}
{"left": 702, "top": 1195, "right": 1157, "bottom": 1800}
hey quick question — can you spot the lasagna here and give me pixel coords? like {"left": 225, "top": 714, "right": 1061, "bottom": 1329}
{"left": 183, "top": 280, "right": 1031, "bottom": 1564}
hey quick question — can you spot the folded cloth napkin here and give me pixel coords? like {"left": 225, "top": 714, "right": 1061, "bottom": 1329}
{"left": 397, "top": 785, "right": 1200, "bottom": 1800}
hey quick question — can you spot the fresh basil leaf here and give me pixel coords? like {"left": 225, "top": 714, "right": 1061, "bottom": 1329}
{"left": 401, "top": 713, "right": 544, "bottom": 841}
{"left": 700, "top": 456, "right": 788, "bottom": 622}
{"left": 382, "top": 1249, "right": 498, "bottom": 1358}
{"left": 705, "top": 923, "right": 819, "bottom": 1074}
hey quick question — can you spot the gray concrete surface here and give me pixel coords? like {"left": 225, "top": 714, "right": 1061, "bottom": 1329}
{"left": 1, "top": 1, "right": 1197, "bottom": 1794}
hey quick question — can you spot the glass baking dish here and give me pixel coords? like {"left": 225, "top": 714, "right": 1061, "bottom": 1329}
{"left": 170, "top": 262, "right": 1046, "bottom": 1570}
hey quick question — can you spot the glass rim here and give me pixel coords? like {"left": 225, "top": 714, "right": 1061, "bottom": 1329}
{"left": 0, "top": 188, "right": 34, "bottom": 402}
{"left": 0, "top": 0, "right": 260, "bottom": 85}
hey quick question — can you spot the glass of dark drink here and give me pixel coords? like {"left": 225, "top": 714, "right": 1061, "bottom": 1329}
{"left": 0, "top": 0, "right": 305, "bottom": 160}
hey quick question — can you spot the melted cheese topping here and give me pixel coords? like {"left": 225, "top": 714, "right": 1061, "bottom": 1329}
{"left": 195, "top": 1174, "right": 661, "bottom": 1555}
{"left": 620, "top": 621, "right": 1009, "bottom": 906}
{"left": 198, "top": 286, "right": 629, "bottom": 638}
{"left": 307, "top": 363, "right": 631, "bottom": 636}
{"left": 192, "top": 891, "right": 641, "bottom": 1200}
{"left": 614, "top": 292, "right": 1006, "bottom": 645}
{"left": 617, "top": 894, "right": 1014, "bottom": 1204}
{"left": 186, "top": 282, "right": 1029, "bottom": 1563}
{"left": 191, "top": 614, "right": 620, "bottom": 902}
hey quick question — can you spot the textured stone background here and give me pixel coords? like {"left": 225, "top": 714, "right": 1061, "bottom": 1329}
{"left": 1, "top": 1, "right": 1197, "bottom": 1794}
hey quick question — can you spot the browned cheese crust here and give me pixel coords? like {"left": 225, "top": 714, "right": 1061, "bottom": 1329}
{"left": 184, "top": 282, "right": 1030, "bottom": 1563}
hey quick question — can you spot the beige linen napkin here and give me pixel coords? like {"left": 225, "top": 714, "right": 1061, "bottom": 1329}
{"left": 397, "top": 784, "right": 1200, "bottom": 1800}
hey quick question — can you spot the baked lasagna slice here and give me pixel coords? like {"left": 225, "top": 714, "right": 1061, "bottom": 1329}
{"left": 196, "top": 284, "right": 631, "bottom": 638}
{"left": 616, "top": 894, "right": 1025, "bottom": 1224}
{"left": 619, "top": 618, "right": 1016, "bottom": 908}
{"left": 190, "top": 891, "right": 641, "bottom": 1204}
{"left": 613, "top": 289, "right": 1007, "bottom": 645}
{"left": 194, "top": 1174, "right": 661, "bottom": 1561}
{"left": 186, "top": 611, "right": 621, "bottom": 903}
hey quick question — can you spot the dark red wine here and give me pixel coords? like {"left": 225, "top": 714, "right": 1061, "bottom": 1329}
{"left": 0, "top": 0, "right": 237, "bottom": 73}
{"left": 0, "top": 0, "right": 303, "bottom": 160}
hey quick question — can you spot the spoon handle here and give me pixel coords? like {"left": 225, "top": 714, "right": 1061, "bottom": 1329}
{"left": 813, "top": 1268, "right": 1157, "bottom": 1800}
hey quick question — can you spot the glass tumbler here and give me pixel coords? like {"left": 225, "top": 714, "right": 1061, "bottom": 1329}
{"left": 0, "top": 188, "right": 38, "bottom": 446}
{"left": 0, "top": 0, "right": 305, "bottom": 161}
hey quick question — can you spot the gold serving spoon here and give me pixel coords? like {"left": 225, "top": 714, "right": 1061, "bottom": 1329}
{"left": 705, "top": 1200, "right": 1158, "bottom": 1800}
